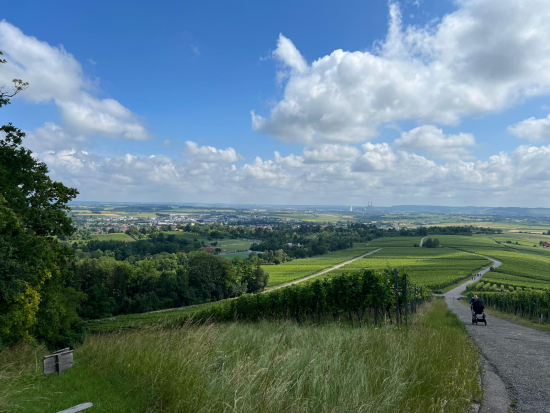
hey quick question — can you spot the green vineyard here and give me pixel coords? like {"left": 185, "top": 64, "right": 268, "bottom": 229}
{"left": 175, "top": 268, "right": 430, "bottom": 325}
{"left": 324, "top": 246, "right": 491, "bottom": 291}
{"left": 263, "top": 243, "right": 377, "bottom": 287}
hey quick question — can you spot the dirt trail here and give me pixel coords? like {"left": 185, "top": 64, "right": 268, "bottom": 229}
{"left": 267, "top": 248, "right": 383, "bottom": 291}
{"left": 444, "top": 258, "right": 550, "bottom": 412}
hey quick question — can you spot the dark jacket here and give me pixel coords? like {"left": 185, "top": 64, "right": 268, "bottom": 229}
{"left": 472, "top": 299, "right": 485, "bottom": 314}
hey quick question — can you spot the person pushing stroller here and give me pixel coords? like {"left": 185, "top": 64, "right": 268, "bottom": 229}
{"left": 470, "top": 295, "right": 487, "bottom": 325}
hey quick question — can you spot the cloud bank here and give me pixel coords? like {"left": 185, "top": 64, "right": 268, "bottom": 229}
{"left": 3, "top": 1, "right": 550, "bottom": 207}
{"left": 252, "top": 0, "right": 550, "bottom": 144}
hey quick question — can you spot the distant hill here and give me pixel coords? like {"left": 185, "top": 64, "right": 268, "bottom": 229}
{"left": 388, "top": 205, "right": 550, "bottom": 216}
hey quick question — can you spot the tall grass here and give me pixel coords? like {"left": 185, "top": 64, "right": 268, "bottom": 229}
{"left": 1, "top": 300, "right": 480, "bottom": 412}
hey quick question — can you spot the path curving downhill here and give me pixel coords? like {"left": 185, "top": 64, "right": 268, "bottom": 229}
{"left": 444, "top": 258, "right": 550, "bottom": 413}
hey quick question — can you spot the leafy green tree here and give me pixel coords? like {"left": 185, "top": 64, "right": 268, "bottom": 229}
{"left": 0, "top": 52, "right": 80, "bottom": 346}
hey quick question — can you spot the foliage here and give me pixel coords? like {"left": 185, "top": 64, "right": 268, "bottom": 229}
{"left": 68, "top": 252, "right": 268, "bottom": 319}
{"left": 1, "top": 301, "right": 481, "bottom": 413}
{"left": 466, "top": 289, "right": 550, "bottom": 322}
{"left": 0, "top": 53, "right": 81, "bottom": 348}
{"left": 423, "top": 238, "right": 440, "bottom": 248}
{"left": 175, "top": 268, "right": 429, "bottom": 325}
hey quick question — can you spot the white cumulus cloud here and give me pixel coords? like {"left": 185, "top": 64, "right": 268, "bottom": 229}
{"left": 394, "top": 125, "right": 476, "bottom": 161}
{"left": 0, "top": 20, "right": 152, "bottom": 141}
{"left": 252, "top": 0, "right": 550, "bottom": 144}
{"left": 182, "top": 141, "right": 242, "bottom": 163}
{"left": 508, "top": 113, "right": 550, "bottom": 143}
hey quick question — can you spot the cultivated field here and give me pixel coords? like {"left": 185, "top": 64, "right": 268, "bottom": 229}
{"left": 438, "top": 234, "right": 550, "bottom": 290}
{"left": 264, "top": 243, "right": 377, "bottom": 287}
{"left": 89, "top": 233, "right": 136, "bottom": 242}
{"left": 327, "top": 243, "right": 491, "bottom": 291}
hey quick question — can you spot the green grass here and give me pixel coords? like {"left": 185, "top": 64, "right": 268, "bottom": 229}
{"left": 221, "top": 252, "right": 251, "bottom": 259}
{"left": 89, "top": 233, "right": 135, "bottom": 242}
{"left": 214, "top": 239, "right": 254, "bottom": 252}
{"left": 1, "top": 301, "right": 481, "bottom": 413}
{"left": 84, "top": 303, "right": 220, "bottom": 334}
{"left": 264, "top": 243, "right": 377, "bottom": 287}
{"left": 368, "top": 237, "right": 423, "bottom": 247}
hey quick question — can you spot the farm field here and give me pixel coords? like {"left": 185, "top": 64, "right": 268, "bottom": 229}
{"left": 263, "top": 243, "right": 377, "bottom": 287}
{"left": 214, "top": 239, "right": 254, "bottom": 252}
{"left": 438, "top": 235, "right": 550, "bottom": 290}
{"left": 2, "top": 301, "right": 481, "bottom": 413}
{"left": 326, "top": 246, "right": 491, "bottom": 291}
{"left": 220, "top": 252, "right": 251, "bottom": 259}
{"left": 368, "top": 237, "right": 423, "bottom": 247}
{"left": 89, "top": 233, "right": 136, "bottom": 242}
{"left": 491, "top": 232, "right": 550, "bottom": 247}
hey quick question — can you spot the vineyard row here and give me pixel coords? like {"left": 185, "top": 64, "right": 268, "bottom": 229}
{"left": 173, "top": 268, "right": 431, "bottom": 326}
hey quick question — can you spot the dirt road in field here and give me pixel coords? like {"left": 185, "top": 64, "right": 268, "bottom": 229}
{"left": 445, "top": 258, "right": 550, "bottom": 413}
{"left": 267, "top": 248, "right": 383, "bottom": 291}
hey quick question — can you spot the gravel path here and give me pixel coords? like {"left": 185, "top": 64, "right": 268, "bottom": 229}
{"left": 445, "top": 258, "right": 550, "bottom": 413}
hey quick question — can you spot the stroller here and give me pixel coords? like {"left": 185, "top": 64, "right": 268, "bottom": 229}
{"left": 471, "top": 301, "right": 487, "bottom": 325}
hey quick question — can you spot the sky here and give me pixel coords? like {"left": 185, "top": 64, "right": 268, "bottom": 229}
{"left": 2, "top": 0, "right": 550, "bottom": 207}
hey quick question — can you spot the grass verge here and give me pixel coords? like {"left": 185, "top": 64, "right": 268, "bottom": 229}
{"left": 1, "top": 300, "right": 480, "bottom": 413}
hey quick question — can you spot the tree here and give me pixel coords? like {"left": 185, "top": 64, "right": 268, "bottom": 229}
{"left": 0, "top": 52, "right": 80, "bottom": 346}
{"left": 0, "top": 51, "right": 28, "bottom": 108}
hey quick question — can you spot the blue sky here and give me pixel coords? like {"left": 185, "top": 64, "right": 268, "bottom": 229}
{"left": 2, "top": 0, "right": 550, "bottom": 206}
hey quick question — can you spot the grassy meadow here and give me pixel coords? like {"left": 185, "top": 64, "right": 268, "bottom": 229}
{"left": 1, "top": 301, "right": 481, "bottom": 413}
{"left": 89, "top": 233, "right": 136, "bottom": 242}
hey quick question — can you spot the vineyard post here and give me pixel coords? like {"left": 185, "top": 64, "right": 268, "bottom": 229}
{"left": 394, "top": 268, "right": 400, "bottom": 328}
{"left": 403, "top": 273, "right": 408, "bottom": 325}
{"left": 414, "top": 284, "right": 418, "bottom": 313}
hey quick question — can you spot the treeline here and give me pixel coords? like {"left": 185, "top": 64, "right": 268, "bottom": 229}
{"left": 177, "top": 268, "right": 430, "bottom": 326}
{"left": 417, "top": 226, "right": 500, "bottom": 236}
{"left": 69, "top": 252, "right": 268, "bottom": 320}
{"left": 250, "top": 223, "right": 381, "bottom": 258}
{"left": 422, "top": 238, "right": 441, "bottom": 248}
{"left": 79, "top": 233, "right": 204, "bottom": 260}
